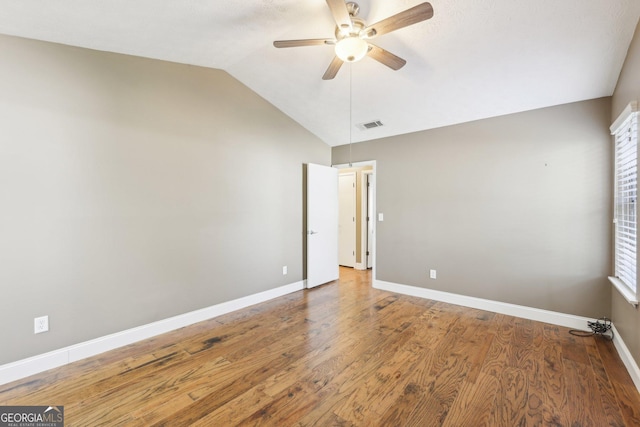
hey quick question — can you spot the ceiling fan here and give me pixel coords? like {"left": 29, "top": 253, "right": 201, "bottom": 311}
{"left": 273, "top": 0, "right": 433, "bottom": 80}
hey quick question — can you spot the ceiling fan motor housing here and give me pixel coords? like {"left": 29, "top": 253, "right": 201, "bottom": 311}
{"left": 335, "top": 17, "right": 365, "bottom": 40}
{"left": 346, "top": 2, "right": 360, "bottom": 17}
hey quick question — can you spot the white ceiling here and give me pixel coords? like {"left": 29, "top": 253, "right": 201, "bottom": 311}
{"left": 1, "top": 1, "right": 639, "bottom": 146}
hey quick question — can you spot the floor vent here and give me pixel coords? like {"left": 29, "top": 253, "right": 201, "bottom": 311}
{"left": 358, "top": 120, "right": 384, "bottom": 130}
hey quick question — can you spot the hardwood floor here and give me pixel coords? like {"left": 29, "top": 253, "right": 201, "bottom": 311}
{"left": 1, "top": 267, "right": 639, "bottom": 426}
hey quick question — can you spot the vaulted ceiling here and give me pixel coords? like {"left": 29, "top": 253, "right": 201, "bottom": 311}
{"left": 1, "top": 0, "right": 639, "bottom": 146}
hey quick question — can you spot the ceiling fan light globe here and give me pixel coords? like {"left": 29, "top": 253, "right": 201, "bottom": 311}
{"left": 335, "top": 37, "right": 368, "bottom": 62}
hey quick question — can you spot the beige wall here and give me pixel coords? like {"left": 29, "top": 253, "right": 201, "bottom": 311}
{"left": 333, "top": 98, "right": 612, "bottom": 318}
{"left": 0, "top": 34, "right": 330, "bottom": 364}
{"left": 611, "top": 19, "right": 640, "bottom": 368}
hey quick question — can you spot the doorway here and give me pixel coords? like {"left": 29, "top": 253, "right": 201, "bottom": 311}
{"left": 335, "top": 161, "right": 376, "bottom": 275}
{"left": 305, "top": 161, "right": 376, "bottom": 289}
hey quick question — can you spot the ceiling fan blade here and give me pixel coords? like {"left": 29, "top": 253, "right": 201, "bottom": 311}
{"left": 323, "top": 56, "right": 344, "bottom": 80}
{"left": 326, "top": 0, "right": 353, "bottom": 32}
{"left": 362, "top": 2, "right": 433, "bottom": 38}
{"left": 367, "top": 44, "right": 406, "bottom": 70}
{"left": 274, "top": 39, "right": 335, "bottom": 48}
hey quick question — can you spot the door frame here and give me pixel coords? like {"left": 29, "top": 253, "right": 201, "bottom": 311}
{"left": 332, "top": 160, "right": 377, "bottom": 282}
{"left": 363, "top": 170, "right": 373, "bottom": 269}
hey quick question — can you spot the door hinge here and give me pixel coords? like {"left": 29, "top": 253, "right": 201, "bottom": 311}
{"left": 366, "top": 251, "right": 370, "bottom": 256}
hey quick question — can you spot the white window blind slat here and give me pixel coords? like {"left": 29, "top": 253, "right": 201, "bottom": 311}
{"left": 613, "top": 111, "right": 638, "bottom": 294}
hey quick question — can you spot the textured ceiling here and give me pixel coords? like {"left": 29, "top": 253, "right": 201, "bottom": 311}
{"left": 0, "top": 0, "right": 639, "bottom": 146}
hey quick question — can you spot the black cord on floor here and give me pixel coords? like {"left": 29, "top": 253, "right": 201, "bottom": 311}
{"left": 569, "top": 317, "right": 614, "bottom": 341}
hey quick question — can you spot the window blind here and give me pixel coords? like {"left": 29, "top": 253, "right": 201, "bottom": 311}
{"left": 613, "top": 111, "right": 638, "bottom": 293}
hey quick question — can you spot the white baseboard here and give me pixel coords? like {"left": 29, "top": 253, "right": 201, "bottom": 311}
{"left": 612, "top": 325, "right": 640, "bottom": 392}
{"left": 354, "top": 263, "right": 366, "bottom": 271}
{"left": 374, "top": 280, "right": 593, "bottom": 329}
{"left": 0, "top": 280, "right": 305, "bottom": 386}
{"left": 374, "top": 279, "right": 640, "bottom": 393}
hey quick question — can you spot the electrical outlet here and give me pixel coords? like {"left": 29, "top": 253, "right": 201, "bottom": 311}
{"left": 34, "top": 316, "right": 49, "bottom": 334}
{"left": 429, "top": 269, "right": 437, "bottom": 279}
{"left": 282, "top": 266, "right": 288, "bottom": 275}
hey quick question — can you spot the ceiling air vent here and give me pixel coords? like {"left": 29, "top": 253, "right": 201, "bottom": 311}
{"left": 357, "top": 120, "right": 384, "bottom": 131}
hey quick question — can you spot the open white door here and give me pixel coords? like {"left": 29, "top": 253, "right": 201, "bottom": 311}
{"left": 339, "top": 172, "right": 356, "bottom": 267}
{"left": 307, "top": 163, "right": 339, "bottom": 288}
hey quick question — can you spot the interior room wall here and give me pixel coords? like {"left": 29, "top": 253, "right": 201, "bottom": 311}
{"left": 333, "top": 97, "right": 612, "bottom": 319}
{"left": 611, "top": 19, "right": 640, "bottom": 369}
{"left": 0, "top": 34, "right": 330, "bottom": 365}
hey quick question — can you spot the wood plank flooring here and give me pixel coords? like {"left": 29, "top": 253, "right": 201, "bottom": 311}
{"left": 1, "top": 267, "right": 639, "bottom": 426}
